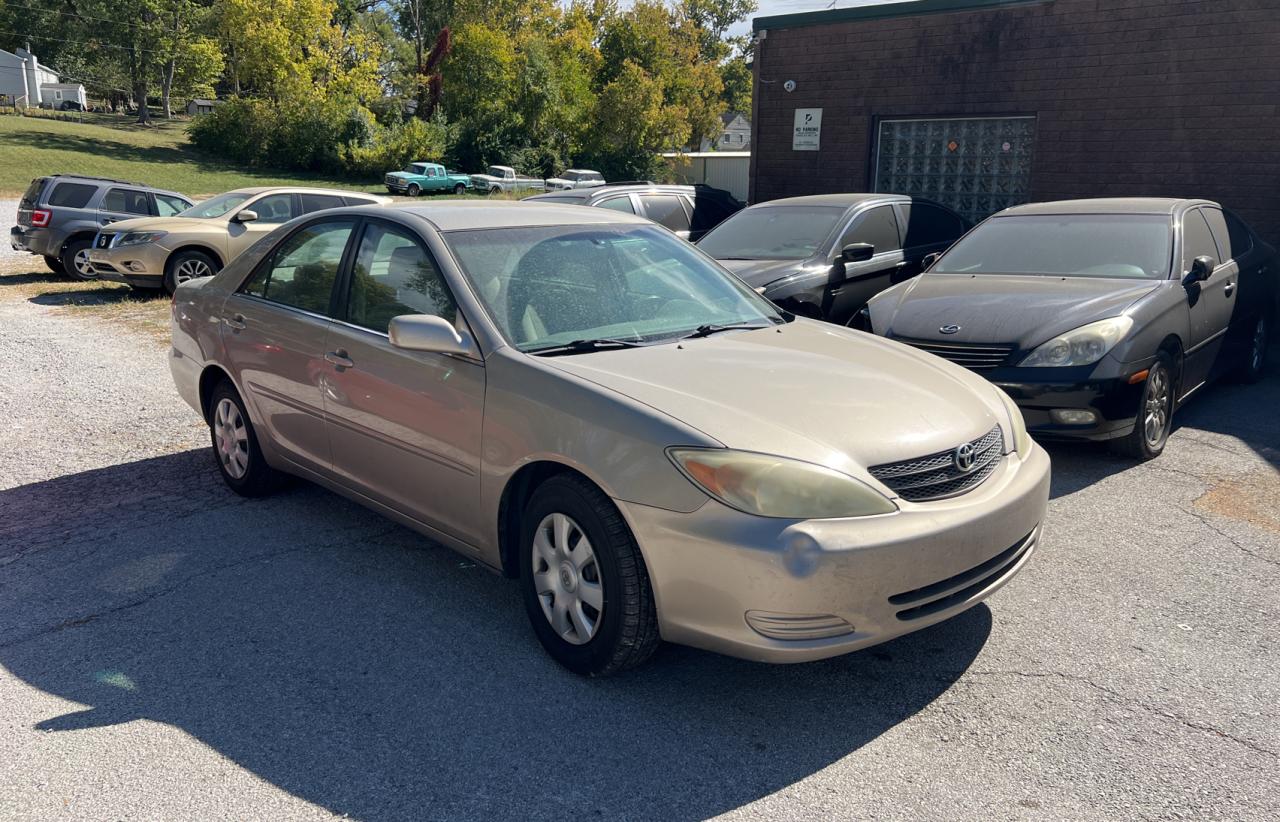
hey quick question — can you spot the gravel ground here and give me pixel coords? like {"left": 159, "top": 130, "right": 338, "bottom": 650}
{"left": 0, "top": 244, "right": 1278, "bottom": 821}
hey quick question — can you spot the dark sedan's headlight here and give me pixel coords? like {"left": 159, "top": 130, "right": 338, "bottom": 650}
{"left": 1019, "top": 317, "right": 1133, "bottom": 367}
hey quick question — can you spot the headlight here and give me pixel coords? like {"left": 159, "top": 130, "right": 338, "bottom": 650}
{"left": 667, "top": 448, "right": 897, "bottom": 519}
{"left": 1019, "top": 316, "right": 1133, "bottom": 367}
{"left": 995, "top": 388, "right": 1032, "bottom": 456}
{"left": 115, "top": 230, "right": 167, "bottom": 247}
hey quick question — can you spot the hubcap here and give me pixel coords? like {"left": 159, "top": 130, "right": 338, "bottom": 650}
{"left": 531, "top": 513, "right": 603, "bottom": 645}
{"left": 74, "top": 248, "right": 96, "bottom": 278}
{"left": 1143, "top": 364, "right": 1171, "bottom": 448}
{"left": 213, "top": 398, "right": 250, "bottom": 479}
{"left": 1251, "top": 317, "right": 1268, "bottom": 372}
{"left": 175, "top": 258, "right": 212, "bottom": 284}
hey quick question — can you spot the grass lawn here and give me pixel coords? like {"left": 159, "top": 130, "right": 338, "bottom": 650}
{"left": 0, "top": 112, "right": 390, "bottom": 198}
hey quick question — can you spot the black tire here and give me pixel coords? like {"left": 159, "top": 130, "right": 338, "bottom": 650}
{"left": 1236, "top": 313, "right": 1270, "bottom": 384}
{"left": 519, "top": 474, "right": 661, "bottom": 676}
{"left": 453, "top": 183, "right": 467, "bottom": 195}
{"left": 60, "top": 237, "right": 97, "bottom": 280}
{"left": 164, "top": 248, "right": 220, "bottom": 295}
{"left": 208, "top": 380, "right": 286, "bottom": 497}
{"left": 407, "top": 183, "right": 420, "bottom": 197}
{"left": 489, "top": 186, "right": 501, "bottom": 196}
{"left": 43, "top": 255, "right": 65, "bottom": 275}
{"left": 1112, "top": 351, "right": 1175, "bottom": 460}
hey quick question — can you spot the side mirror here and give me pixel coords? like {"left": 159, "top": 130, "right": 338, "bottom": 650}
{"left": 841, "top": 242, "right": 875, "bottom": 263}
{"left": 388, "top": 314, "right": 475, "bottom": 357}
{"left": 234, "top": 209, "right": 258, "bottom": 224}
{"left": 1183, "top": 255, "right": 1216, "bottom": 286}
{"left": 922, "top": 251, "right": 942, "bottom": 270}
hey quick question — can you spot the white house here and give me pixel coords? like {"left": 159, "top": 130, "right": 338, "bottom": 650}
{"left": 700, "top": 112, "right": 752, "bottom": 152}
{"left": 0, "top": 47, "right": 83, "bottom": 109}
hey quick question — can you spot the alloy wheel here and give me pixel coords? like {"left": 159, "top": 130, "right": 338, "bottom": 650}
{"left": 175, "top": 258, "right": 212, "bottom": 285}
{"left": 1143, "top": 364, "right": 1171, "bottom": 448}
{"left": 73, "top": 248, "right": 95, "bottom": 278}
{"left": 1251, "top": 316, "right": 1268, "bottom": 373}
{"left": 213, "top": 398, "right": 250, "bottom": 479}
{"left": 531, "top": 513, "right": 603, "bottom": 645}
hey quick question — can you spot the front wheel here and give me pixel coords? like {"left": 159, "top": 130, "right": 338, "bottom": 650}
{"left": 1112, "top": 351, "right": 1175, "bottom": 460}
{"left": 61, "top": 238, "right": 97, "bottom": 280}
{"left": 164, "top": 249, "right": 219, "bottom": 295}
{"left": 488, "top": 186, "right": 501, "bottom": 196}
{"left": 407, "top": 183, "right": 420, "bottom": 197}
{"left": 519, "top": 475, "right": 660, "bottom": 676}
{"left": 453, "top": 183, "right": 467, "bottom": 195}
{"left": 208, "top": 381, "right": 286, "bottom": 497}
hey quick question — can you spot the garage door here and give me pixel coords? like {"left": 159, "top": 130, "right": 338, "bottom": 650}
{"left": 873, "top": 116, "right": 1036, "bottom": 224}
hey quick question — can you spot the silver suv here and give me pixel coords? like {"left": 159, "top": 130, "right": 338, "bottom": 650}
{"left": 10, "top": 175, "right": 193, "bottom": 280}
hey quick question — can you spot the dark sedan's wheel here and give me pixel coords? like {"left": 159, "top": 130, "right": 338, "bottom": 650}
{"left": 519, "top": 474, "right": 660, "bottom": 676}
{"left": 164, "top": 249, "right": 219, "bottom": 295}
{"left": 453, "top": 183, "right": 467, "bottom": 195}
{"left": 407, "top": 183, "right": 420, "bottom": 197}
{"left": 1237, "top": 314, "right": 1270, "bottom": 384}
{"left": 43, "top": 255, "right": 65, "bottom": 275}
{"left": 61, "top": 238, "right": 97, "bottom": 280}
{"left": 208, "top": 380, "right": 285, "bottom": 497}
{"left": 1112, "top": 351, "right": 1175, "bottom": 460}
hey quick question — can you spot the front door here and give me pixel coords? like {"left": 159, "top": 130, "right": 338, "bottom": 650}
{"left": 1180, "top": 208, "right": 1235, "bottom": 392}
{"left": 228, "top": 192, "right": 299, "bottom": 259}
{"left": 221, "top": 218, "right": 356, "bottom": 473}
{"left": 826, "top": 204, "right": 905, "bottom": 324}
{"left": 637, "top": 193, "right": 693, "bottom": 240}
{"left": 322, "top": 219, "right": 486, "bottom": 544}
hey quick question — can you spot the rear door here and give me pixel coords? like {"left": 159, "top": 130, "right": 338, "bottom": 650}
{"left": 895, "top": 201, "right": 968, "bottom": 278}
{"left": 221, "top": 217, "right": 356, "bottom": 474}
{"left": 1181, "top": 207, "right": 1235, "bottom": 390}
{"left": 99, "top": 187, "right": 155, "bottom": 226}
{"left": 637, "top": 193, "right": 692, "bottom": 240}
{"left": 826, "top": 204, "right": 905, "bottom": 323}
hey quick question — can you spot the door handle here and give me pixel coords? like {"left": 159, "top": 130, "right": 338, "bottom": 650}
{"left": 1224, "top": 281, "right": 1235, "bottom": 297}
{"left": 325, "top": 350, "right": 355, "bottom": 369}
{"left": 894, "top": 260, "right": 910, "bottom": 269}
{"left": 223, "top": 313, "right": 246, "bottom": 331}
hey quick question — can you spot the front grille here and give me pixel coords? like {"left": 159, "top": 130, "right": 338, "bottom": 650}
{"left": 94, "top": 231, "right": 115, "bottom": 249}
{"left": 869, "top": 426, "right": 1004, "bottom": 502}
{"left": 895, "top": 338, "right": 1014, "bottom": 371}
{"left": 889, "top": 529, "right": 1036, "bottom": 621}
{"left": 385, "top": 174, "right": 401, "bottom": 187}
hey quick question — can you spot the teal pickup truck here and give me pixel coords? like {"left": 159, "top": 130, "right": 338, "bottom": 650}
{"left": 384, "top": 162, "right": 471, "bottom": 196}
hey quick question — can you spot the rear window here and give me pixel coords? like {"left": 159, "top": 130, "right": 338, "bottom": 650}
{"left": 22, "top": 178, "right": 46, "bottom": 205}
{"left": 46, "top": 182, "right": 97, "bottom": 209}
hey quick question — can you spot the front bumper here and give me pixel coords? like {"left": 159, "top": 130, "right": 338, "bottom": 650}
{"left": 88, "top": 242, "right": 168, "bottom": 288}
{"left": 620, "top": 442, "right": 1050, "bottom": 663}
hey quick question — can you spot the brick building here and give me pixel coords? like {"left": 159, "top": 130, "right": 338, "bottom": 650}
{"left": 748, "top": 0, "right": 1280, "bottom": 244}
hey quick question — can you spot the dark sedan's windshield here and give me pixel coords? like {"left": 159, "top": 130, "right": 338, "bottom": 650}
{"left": 697, "top": 205, "right": 846, "bottom": 260}
{"left": 446, "top": 224, "right": 784, "bottom": 352}
{"left": 933, "top": 214, "right": 1172, "bottom": 279}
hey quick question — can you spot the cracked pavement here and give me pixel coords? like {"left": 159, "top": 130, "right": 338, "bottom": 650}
{"left": 1, "top": 258, "right": 1278, "bottom": 821}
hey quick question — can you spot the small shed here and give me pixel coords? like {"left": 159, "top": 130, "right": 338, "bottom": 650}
{"left": 39, "top": 82, "right": 87, "bottom": 109}
{"left": 661, "top": 151, "right": 751, "bottom": 203}
{"left": 186, "top": 98, "right": 220, "bottom": 116}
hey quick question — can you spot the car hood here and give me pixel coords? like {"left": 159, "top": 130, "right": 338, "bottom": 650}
{"left": 386, "top": 171, "right": 416, "bottom": 179}
{"left": 541, "top": 319, "right": 1006, "bottom": 480}
{"left": 715, "top": 257, "right": 815, "bottom": 289}
{"left": 101, "top": 216, "right": 216, "bottom": 233}
{"left": 873, "top": 273, "right": 1161, "bottom": 347}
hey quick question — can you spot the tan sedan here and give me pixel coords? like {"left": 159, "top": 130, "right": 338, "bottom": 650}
{"left": 89, "top": 187, "right": 389, "bottom": 294}
{"left": 169, "top": 202, "right": 1050, "bottom": 676}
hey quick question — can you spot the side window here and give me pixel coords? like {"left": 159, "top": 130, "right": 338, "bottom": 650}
{"left": 155, "top": 194, "right": 190, "bottom": 216}
{"left": 347, "top": 222, "right": 456, "bottom": 334}
{"left": 343, "top": 196, "right": 381, "bottom": 207}
{"left": 1200, "top": 208, "right": 1233, "bottom": 263}
{"left": 101, "top": 188, "right": 153, "bottom": 215}
{"left": 843, "top": 205, "right": 901, "bottom": 254}
{"left": 640, "top": 194, "right": 691, "bottom": 232}
{"left": 299, "top": 193, "right": 345, "bottom": 214}
{"left": 46, "top": 182, "right": 96, "bottom": 208}
{"left": 240, "top": 220, "right": 353, "bottom": 315}
{"left": 597, "top": 196, "right": 635, "bottom": 214}
{"left": 688, "top": 196, "right": 732, "bottom": 235}
{"left": 901, "top": 203, "right": 966, "bottom": 248}
{"left": 1223, "top": 211, "right": 1254, "bottom": 259}
{"left": 248, "top": 193, "right": 296, "bottom": 225}
{"left": 1182, "top": 209, "right": 1218, "bottom": 273}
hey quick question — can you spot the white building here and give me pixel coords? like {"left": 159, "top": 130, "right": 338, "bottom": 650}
{"left": 0, "top": 47, "right": 81, "bottom": 109}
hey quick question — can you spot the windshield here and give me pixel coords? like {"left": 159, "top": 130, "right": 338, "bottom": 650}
{"left": 445, "top": 224, "right": 784, "bottom": 352}
{"left": 408, "top": 164, "right": 427, "bottom": 174}
{"left": 486, "top": 167, "right": 507, "bottom": 177}
{"left": 933, "top": 215, "right": 1173, "bottom": 279}
{"left": 180, "top": 192, "right": 252, "bottom": 219}
{"left": 697, "top": 205, "right": 846, "bottom": 260}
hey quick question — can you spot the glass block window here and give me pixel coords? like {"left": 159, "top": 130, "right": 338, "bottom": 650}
{"left": 874, "top": 116, "right": 1037, "bottom": 224}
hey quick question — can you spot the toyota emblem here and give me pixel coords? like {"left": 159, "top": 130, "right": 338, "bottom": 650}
{"left": 940, "top": 324, "right": 962, "bottom": 335}
{"left": 953, "top": 442, "right": 976, "bottom": 473}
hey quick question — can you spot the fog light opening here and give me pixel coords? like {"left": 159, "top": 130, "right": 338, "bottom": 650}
{"left": 745, "top": 611, "right": 855, "bottom": 641}
{"left": 126, "top": 261, "right": 147, "bottom": 272}
{"left": 1050, "top": 408, "right": 1098, "bottom": 426}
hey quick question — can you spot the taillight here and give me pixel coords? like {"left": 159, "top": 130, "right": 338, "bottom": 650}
{"left": 30, "top": 209, "right": 51, "bottom": 227}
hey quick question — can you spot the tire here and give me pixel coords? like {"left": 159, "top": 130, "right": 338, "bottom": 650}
{"left": 1111, "top": 351, "right": 1175, "bottom": 460}
{"left": 164, "top": 249, "right": 219, "bottom": 295}
{"left": 43, "top": 255, "right": 65, "bottom": 275}
{"left": 453, "top": 183, "right": 467, "bottom": 195}
{"left": 519, "top": 474, "right": 661, "bottom": 676}
{"left": 208, "top": 380, "right": 286, "bottom": 497}
{"left": 489, "top": 186, "right": 501, "bottom": 196}
{"left": 1236, "top": 313, "right": 1270, "bottom": 384}
{"left": 61, "top": 237, "right": 97, "bottom": 280}
{"left": 407, "top": 183, "right": 420, "bottom": 197}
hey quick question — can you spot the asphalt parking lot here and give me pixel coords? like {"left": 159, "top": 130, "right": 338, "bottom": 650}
{"left": 1, "top": 251, "right": 1278, "bottom": 820}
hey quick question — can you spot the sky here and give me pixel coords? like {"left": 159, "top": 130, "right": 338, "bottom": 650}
{"left": 728, "top": 0, "right": 907, "bottom": 37}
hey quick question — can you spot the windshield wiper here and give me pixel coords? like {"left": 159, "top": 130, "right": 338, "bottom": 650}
{"left": 679, "top": 321, "right": 776, "bottom": 340}
{"left": 530, "top": 338, "right": 647, "bottom": 357}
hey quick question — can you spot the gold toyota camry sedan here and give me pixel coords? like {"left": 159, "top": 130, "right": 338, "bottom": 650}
{"left": 170, "top": 202, "right": 1050, "bottom": 676}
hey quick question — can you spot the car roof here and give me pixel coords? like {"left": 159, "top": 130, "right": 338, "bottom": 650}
{"left": 525, "top": 183, "right": 732, "bottom": 202}
{"left": 387, "top": 200, "right": 652, "bottom": 231}
{"left": 224, "top": 186, "right": 386, "bottom": 198}
{"left": 752, "top": 193, "right": 907, "bottom": 208}
{"left": 42, "top": 174, "right": 187, "bottom": 198}
{"left": 998, "top": 197, "right": 1213, "bottom": 216}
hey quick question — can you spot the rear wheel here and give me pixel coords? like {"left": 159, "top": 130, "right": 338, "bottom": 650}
{"left": 208, "top": 380, "right": 285, "bottom": 497}
{"left": 43, "top": 255, "right": 65, "bottom": 275}
{"left": 519, "top": 474, "right": 660, "bottom": 676}
{"left": 61, "top": 238, "right": 96, "bottom": 280}
{"left": 1237, "top": 313, "right": 1270, "bottom": 384}
{"left": 1112, "top": 351, "right": 1174, "bottom": 460}
{"left": 164, "top": 249, "right": 219, "bottom": 295}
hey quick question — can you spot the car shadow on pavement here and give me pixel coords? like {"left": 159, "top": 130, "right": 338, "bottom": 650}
{"left": 28, "top": 286, "right": 164, "bottom": 306}
{"left": 0, "top": 449, "right": 991, "bottom": 820}
{"left": 0, "top": 271, "right": 64, "bottom": 287}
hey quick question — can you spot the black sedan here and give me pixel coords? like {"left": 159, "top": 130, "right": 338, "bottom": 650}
{"left": 864, "top": 198, "right": 1276, "bottom": 460}
{"left": 696, "top": 194, "right": 969, "bottom": 326}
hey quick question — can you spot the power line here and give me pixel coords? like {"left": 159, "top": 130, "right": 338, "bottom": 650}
{"left": 0, "top": 1, "right": 168, "bottom": 29}
{"left": 0, "top": 28, "right": 175, "bottom": 55}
